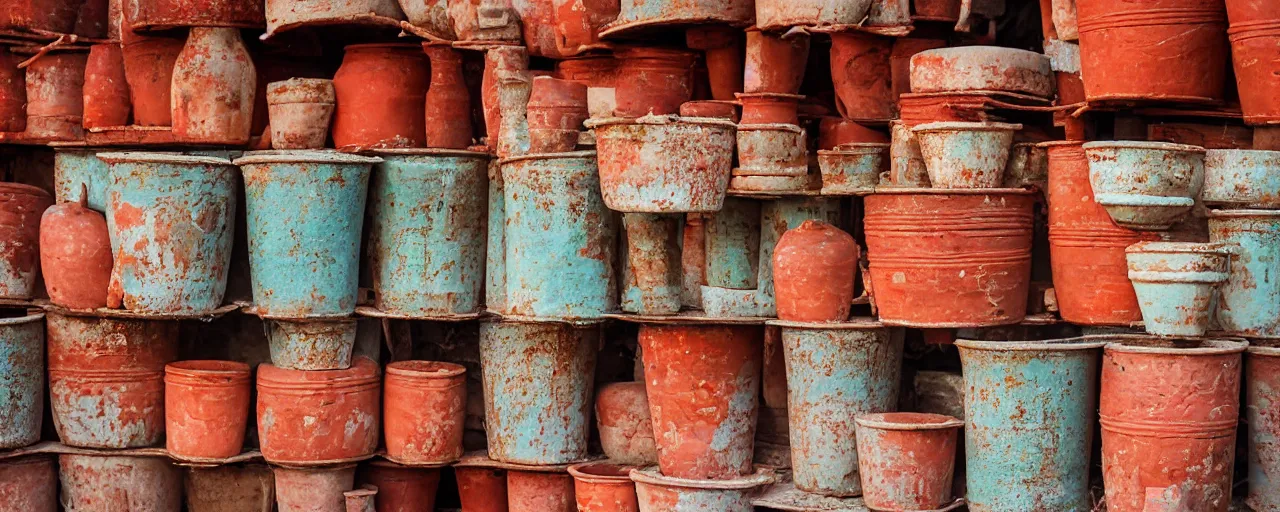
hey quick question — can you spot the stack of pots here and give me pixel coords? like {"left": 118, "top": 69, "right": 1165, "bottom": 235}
{"left": 729, "top": 29, "right": 812, "bottom": 194}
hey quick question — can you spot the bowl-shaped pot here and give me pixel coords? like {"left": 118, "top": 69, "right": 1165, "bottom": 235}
{"left": 1085, "top": 141, "right": 1206, "bottom": 230}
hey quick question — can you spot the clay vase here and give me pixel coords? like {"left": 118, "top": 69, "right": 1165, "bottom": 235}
{"left": 737, "top": 93, "right": 802, "bottom": 125}
{"left": 744, "top": 28, "right": 810, "bottom": 94}
{"left": 553, "top": 0, "right": 619, "bottom": 56}
{"left": 267, "top": 78, "right": 336, "bottom": 150}
{"left": 527, "top": 76, "right": 588, "bottom": 153}
{"left": 595, "top": 381, "right": 658, "bottom": 466}
{"left": 0, "top": 184, "right": 53, "bottom": 300}
{"left": 773, "top": 220, "right": 859, "bottom": 322}
{"left": 333, "top": 43, "right": 429, "bottom": 149}
{"left": 39, "top": 195, "right": 112, "bottom": 310}
{"left": 0, "top": 51, "right": 25, "bottom": 132}
{"left": 83, "top": 44, "right": 131, "bottom": 129}
{"left": 164, "top": 360, "right": 252, "bottom": 461}
{"left": 686, "top": 26, "right": 744, "bottom": 101}
{"left": 171, "top": 28, "right": 256, "bottom": 145}
{"left": 613, "top": 47, "right": 696, "bottom": 117}
{"left": 121, "top": 35, "right": 185, "bottom": 126}
{"left": 423, "top": 43, "right": 474, "bottom": 149}
{"left": 830, "top": 32, "right": 894, "bottom": 121}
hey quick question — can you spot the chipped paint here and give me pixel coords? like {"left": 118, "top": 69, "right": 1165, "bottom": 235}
{"left": 1209, "top": 210, "right": 1280, "bottom": 338}
{"left": 266, "top": 318, "right": 358, "bottom": 370}
{"left": 912, "top": 122, "right": 1021, "bottom": 189}
{"left": 0, "top": 313, "right": 43, "bottom": 449}
{"left": 854, "top": 413, "right": 962, "bottom": 510}
{"left": 0, "top": 183, "right": 51, "bottom": 300}
{"left": 755, "top": 0, "right": 874, "bottom": 31}
{"left": 588, "top": 116, "right": 736, "bottom": 213}
{"left": 704, "top": 198, "right": 761, "bottom": 290}
{"left": 59, "top": 454, "right": 182, "bottom": 511}
{"left": 1083, "top": 141, "right": 1206, "bottom": 231}
{"left": 1125, "top": 242, "right": 1229, "bottom": 337}
{"left": 53, "top": 149, "right": 110, "bottom": 212}
{"left": 621, "top": 213, "right": 682, "bottom": 315}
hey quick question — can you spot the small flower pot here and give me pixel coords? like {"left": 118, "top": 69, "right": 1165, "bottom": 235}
{"left": 1085, "top": 141, "right": 1206, "bottom": 231}
{"left": 569, "top": 463, "right": 640, "bottom": 512}
{"left": 912, "top": 121, "right": 1022, "bottom": 189}
{"left": 164, "top": 360, "right": 252, "bottom": 461}
{"left": 818, "top": 143, "right": 889, "bottom": 195}
{"left": 595, "top": 382, "right": 658, "bottom": 465}
{"left": 736, "top": 92, "right": 801, "bottom": 125}
{"left": 1126, "top": 242, "right": 1229, "bottom": 337}
{"left": 266, "top": 319, "right": 358, "bottom": 371}
{"left": 266, "top": 78, "right": 336, "bottom": 150}
{"left": 383, "top": 361, "right": 466, "bottom": 465}
{"left": 855, "top": 412, "right": 963, "bottom": 511}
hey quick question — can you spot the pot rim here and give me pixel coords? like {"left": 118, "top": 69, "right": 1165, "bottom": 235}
{"left": 165, "top": 359, "right": 251, "bottom": 376}
{"left": 369, "top": 148, "right": 492, "bottom": 159}
{"left": 736, "top": 123, "right": 805, "bottom": 134}
{"left": 568, "top": 462, "right": 638, "bottom": 483}
{"left": 342, "top": 42, "right": 424, "bottom": 51}
{"left": 855, "top": 412, "right": 964, "bottom": 431}
{"left": 1206, "top": 209, "right": 1280, "bottom": 218}
{"left": 0, "top": 312, "right": 44, "bottom": 326}
{"left": 1036, "top": 140, "right": 1084, "bottom": 148}
{"left": 98, "top": 152, "right": 234, "bottom": 166}
{"left": 629, "top": 466, "right": 774, "bottom": 490}
{"left": 955, "top": 337, "right": 1107, "bottom": 351}
{"left": 497, "top": 150, "right": 597, "bottom": 166}
{"left": 1104, "top": 338, "right": 1247, "bottom": 355}
{"left": 585, "top": 115, "right": 737, "bottom": 130}
{"left": 868, "top": 187, "right": 1035, "bottom": 196}
{"left": 817, "top": 143, "right": 890, "bottom": 156}
{"left": 734, "top": 92, "right": 805, "bottom": 101}
{"left": 257, "top": 356, "right": 380, "bottom": 386}
{"left": 911, "top": 121, "right": 1023, "bottom": 132}
{"left": 914, "top": 45, "right": 1047, "bottom": 60}
{"left": 769, "top": 318, "right": 887, "bottom": 330}
{"left": 1247, "top": 344, "right": 1280, "bottom": 356}
{"left": 234, "top": 150, "right": 382, "bottom": 166}
{"left": 1205, "top": 148, "right": 1280, "bottom": 159}
{"left": 1124, "top": 241, "right": 1227, "bottom": 254}
{"left": 1081, "top": 140, "right": 1207, "bottom": 154}
{"left": 385, "top": 360, "right": 466, "bottom": 379}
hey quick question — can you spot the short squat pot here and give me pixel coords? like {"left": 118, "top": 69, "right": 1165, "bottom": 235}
{"left": 630, "top": 466, "right": 773, "bottom": 512}
{"left": 855, "top": 413, "right": 963, "bottom": 512}
{"left": 266, "top": 318, "right": 358, "bottom": 371}
{"left": 569, "top": 463, "right": 640, "bottom": 512}
{"left": 344, "top": 486, "right": 377, "bottom": 512}
{"left": 1084, "top": 140, "right": 1206, "bottom": 231}
{"left": 332, "top": 43, "right": 429, "bottom": 149}
{"left": 736, "top": 92, "right": 801, "bottom": 125}
{"left": 507, "top": 469, "right": 576, "bottom": 512}
{"left": 266, "top": 78, "right": 336, "bottom": 150}
{"left": 455, "top": 466, "right": 509, "bottom": 512}
{"left": 164, "top": 360, "right": 251, "bottom": 461}
{"left": 1126, "top": 242, "right": 1229, "bottom": 337}
{"left": 588, "top": 116, "right": 736, "bottom": 213}
{"left": 909, "top": 46, "right": 1055, "bottom": 98}
{"left": 736, "top": 123, "right": 808, "bottom": 177}
{"left": 613, "top": 47, "right": 696, "bottom": 118}
{"left": 912, "top": 122, "right": 1022, "bottom": 188}
{"left": 273, "top": 465, "right": 356, "bottom": 512}
{"left": 772, "top": 220, "right": 858, "bottom": 323}
{"left": 256, "top": 357, "right": 380, "bottom": 465}
{"left": 1202, "top": 149, "right": 1280, "bottom": 208}
{"left": 0, "top": 183, "right": 52, "bottom": 300}
{"left": 383, "top": 361, "right": 466, "bottom": 465}
{"left": 817, "top": 143, "right": 889, "bottom": 195}
{"left": 596, "top": 381, "right": 659, "bottom": 466}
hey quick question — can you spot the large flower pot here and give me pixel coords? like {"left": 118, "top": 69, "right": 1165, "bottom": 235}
{"left": 909, "top": 46, "right": 1055, "bottom": 98}
{"left": 171, "top": 27, "right": 256, "bottom": 145}
{"left": 772, "top": 220, "right": 858, "bottom": 323}
{"left": 630, "top": 467, "right": 773, "bottom": 512}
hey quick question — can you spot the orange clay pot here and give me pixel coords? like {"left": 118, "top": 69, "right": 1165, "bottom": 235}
{"left": 256, "top": 357, "right": 380, "bottom": 464}
{"left": 383, "top": 361, "right": 466, "bottom": 465}
{"left": 854, "top": 412, "right": 963, "bottom": 511}
{"left": 83, "top": 44, "right": 131, "bottom": 128}
{"left": 121, "top": 35, "right": 185, "bottom": 127}
{"left": 455, "top": 466, "right": 509, "bottom": 512}
{"left": 40, "top": 195, "right": 110, "bottom": 310}
{"left": 568, "top": 463, "right": 640, "bottom": 512}
{"left": 423, "top": 44, "right": 474, "bottom": 149}
{"left": 506, "top": 470, "right": 575, "bottom": 512}
{"left": 773, "top": 220, "right": 858, "bottom": 323}
{"left": 333, "top": 43, "right": 429, "bottom": 149}
{"left": 613, "top": 47, "right": 695, "bottom": 117}
{"left": 830, "top": 31, "right": 894, "bottom": 121}
{"left": 359, "top": 460, "right": 441, "bottom": 512}
{"left": 595, "top": 381, "right": 658, "bottom": 466}
{"left": 164, "top": 360, "right": 251, "bottom": 460}
{"left": 744, "top": 28, "right": 809, "bottom": 94}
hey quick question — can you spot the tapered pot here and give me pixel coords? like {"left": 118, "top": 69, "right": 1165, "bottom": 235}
{"left": 613, "top": 47, "right": 695, "bottom": 118}
{"left": 266, "top": 319, "right": 357, "bottom": 371}
{"left": 121, "top": 35, "right": 184, "bottom": 127}
{"left": 266, "top": 78, "right": 335, "bottom": 150}
{"left": 171, "top": 27, "right": 256, "bottom": 145}
{"left": 830, "top": 32, "right": 893, "bottom": 121}
{"left": 383, "top": 361, "right": 466, "bottom": 465}
{"left": 743, "top": 28, "right": 809, "bottom": 95}
{"left": 1208, "top": 210, "right": 1280, "bottom": 338}
{"left": 359, "top": 460, "right": 442, "bottom": 512}
{"left": 817, "top": 143, "right": 888, "bottom": 195}
{"left": 507, "top": 470, "right": 576, "bottom": 512}
{"left": 1202, "top": 149, "right": 1280, "bottom": 208}
{"left": 855, "top": 413, "right": 962, "bottom": 511}
{"left": 332, "top": 43, "right": 429, "bottom": 149}
{"left": 588, "top": 116, "right": 736, "bottom": 213}
{"left": 164, "top": 360, "right": 251, "bottom": 460}
{"left": 256, "top": 357, "right": 381, "bottom": 464}
{"left": 596, "top": 381, "right": 658, "bottom": 465}
{"left": 455, "top": 466, "right": 509, "bottom": 512}
{"left": 24, "top": 51, "right": 87, "bottom": 139}
{"left": 630, "top": 467, "right": 773, "bottom": 512}
{"left": 913, "top": 122, "right": 1021, "bottom": 188}
{"left": 1084, "top": 141, "right": 1206, "bottom": 230}
{"left": 1126, "top": 242, "right": 1229, "bottom": 337}
{"left": 569, "top": 463, "right": 640, "bottom": 512}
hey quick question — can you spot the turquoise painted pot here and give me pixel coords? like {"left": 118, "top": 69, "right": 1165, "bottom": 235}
{"left": 1210, "top": 210, "right": 1280, "bottom": 338}
{"left": 0, "top": 313, "right": 44, "bottom": 449}
{"left": 53, "top": 148, "right": 110, "bottom": 211}
{"left": 1084, "top": 141, "right": 1205, "bottom": 231}
{"left": 1126, "top": 241, "right": 1229, "bottom": 337}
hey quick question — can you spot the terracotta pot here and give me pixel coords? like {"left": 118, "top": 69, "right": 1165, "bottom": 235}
{"left": 686, "top": 26, "right": 744, "bottom": 101}
{"left": 83, "top": 44, "right": 131, "bottom": 128}
{"left": 553, "top": 0, "right": 619, "bottom": 56}
{"left": 1043, "top": 141, "right": 1154, "bottom": 326}
{"left": 507, "top": 470, "right": 575, "bottom": 512}
{"left": 1076, "top": 0, "right": 1228, "bottom": 103}
{"left": 555, "top": 55, "right": 618, "bottom": 118}
{"left": 0, "top": 184, "right": 51, "bottom": 300}
{"left": 257, "top": 357, "right": 381, "bottom": 464}
{"left": 171, "top": 28, "right": 256, "bottom": 144}
{"left": 39, "top": 195, "right": 110, "bottom": 309}
{"left": 630, "top": 467, "right": 773, "bottom": 512}
{"left": 613, "top": 47, "right": 695, "bottom": 117}
{"left": 743, "top": 28, "right": 809, "bottom": 95}
{"left": 345, "top": 486, "right": 377, "bottom": 512}
{"left": 274, "top": 465, "right": 356, "bottom": 512}
{"left": 735, "top": 123, "right": 808, "bottom": 177}
{"left": 516, "top": 0, "right": 561, "bottom": 58}
{"left": 817, "top": 143, "right": 889, "bottom": 195}
{"left": 121, "top": 35, "right": 185, "bottom": 126}
{"left": 267, "top": 78, "right": 335, "bottom": 150}
{"left": 910, "top": 46, "right": 1055, "bottom": 99}
{"left": 0, "top": 456, "right": 57, "bottom": 512}
{"left": 359, "top": 460, "right": 441, "bottom": 512}
{"left": 889, "top": 38, "right": 947, "bottom": 100}
{"left": 773, "top": 220, "right": 858, "bottom": 323}
{"left": 455, "top": 466, "right": 509, "bottom": 512}
{"left": 1228, "top": 14, "right": 1280, "bottom": 124}
{"left": 333, "top": 43, "right": 429, "bottom": 149}
{"left": 1247, "top": 345, "right": 1280, "bottom": 512}
{"left": 854, "top": 412, "right": 962, "bottom": 511}
{"left": 568, "top": 463, "right": 639, "bottom": 512}
{"left": 527, "top": 76, "right": 588, "bottom": 152}
{"left": 1083, "top": 141, "right": 1206, "bottom": 231}
{"left": 128, "top": 0, "right": 265, "bottom": 30}
{"left": 423, "top": 44, "right": 474, "bottom": 149}
{"left": 59, "top": 454, "right": 182, "bottom": 511}
{"left": 1100, "top": 339, "right": 1245, "bottom": 512}
{"left": 639, "top": 324, "right": 763, "bottom": 480}
{"left": 164, "top": 360, "right": 251, "bottom": 461}
{"left": 185, "top": 464, "right": 276, "bottom": 512}
{"left": 3, "top": 0, "right": 81, "bottom": 33}
{"left": 736, "top": 92, "right": 801, "bottom": 125}
{"left": 589, "top": 116, "right": 736, "bottom": 213}
{"left": 595, "top": 381, "right": 658, "bottom": 465}
{"left": 383, "top": 361, "right": 466, "bottom": 465}
{"left": 1126, "top": 242, "right": 1229, "bottom": 337}
{"left": 830, "top": 32, "right": 893, "bottom": 121}
{"left": 0, "top": 51, "right": 25, "bottom": 132}
{"left": 913, "top": 121, "right": 1021, "bottom": 188}
{"left": 818, "top": 117, "right": 889, "bottom": 150}
{"left": 679, "top": 101, "right": 739, "bottom": 122}
{"left": 24, "top": 51, "right": 87, "bottom": 139}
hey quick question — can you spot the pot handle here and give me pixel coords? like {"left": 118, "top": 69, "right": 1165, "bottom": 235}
{"left": 955, "top": 0, "right": 975, "bottom": 32}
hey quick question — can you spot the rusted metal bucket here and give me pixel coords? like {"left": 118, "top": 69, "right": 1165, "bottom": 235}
{"left": 1100, "top": 338, "right": 1245, "bottom": 512}
{"left": 501, "top": 152, "right": 617, "bottom": 319}
{"left": 1203, "top": 149, "right": 1280, "bottom": 208}
{"left": 854, "top": 412, "right": 963, "bottom": 511}
{"left": 264, "top": 0, "right": 406, "bottom": 38}
{"left": 0, "top": 183, "right": 51, "bottom": 300}
{"left": 54, "top": 148, "right": 110, "bottom": 212}
{"left": 569, "top": 463, "right": 640, "bottom": 512}
{"left": 479, "top": 321, "right": 598, "bottom": 465}
{"left": 486, "top": 159, "right": 507, "bottom": 313}
{"left": 236, "top": 151, "right": 381, "bottom": 318}
{"left": 756, "top": 198, "right": 841, "bottom": 317}
{"left": 588, "top": 115, "right": 736, "bottom": 213}
{"left": 1209, "top": 210, "right": 1280, "bottom": 338}
{"left": 912, "top": 122, "right": 1021, "bottom": 189}
{"left": 0, "top": 455, "right": 57, "bottom": 512}
{"left": 1248, "top": 345, "right": 1280, "bottom": 512}
{"left": 956, "top": 337, "right": 1105, "bottom": 512}
{"left": 273, "top": 465, "right": 357, "bottom": 512}
{"left": 638, "top": 324, "right": 762, "bottom": 480}
{"left": 735, "top": 124, "right": 808, "bottom": 177}
{"left": 369, "top": 149, "right": 490, "bottom": 317}
{"left": 186, "top": 464, "right": 276, "bottom": 512}
{"left": 266, "top": 318, "right": 359, "bottom": 370}
{"left": 1083, "top": 141, "right": 1206, "bottom": 231}
{"left": 755, "top": 0, "right": 874, "bottom": 31}
{"left": 507, "top": 469, "right": 577, "bottom": 512}
{"left": 0, "top": 312, "right": 42, "bottom": 449}
{"left": 383, "top": 361, "right": 467, "bottom": 465}
{"left": 256, "top": 357, "right": 381, "bottom": 465}
{"left": 817, "top": 143, "right": 889, "bottom": 195}
{"left": 1126, "top": 242, "right": 1229, "bottom": 337}
{"left": 863, "top": 189, "right": 1035, "bottom": 327}
{"left": 777, "top": 320, "right": 904, "bottom": 497}
{"left": 630, "top": 466, "right": 773, "bottom": 512}
{"left": 621, "top": 213, "right": 682, "bottom": 315}
{"left": 47, "top": 312, "right": 178, "bottom": 448}
{"left": 705, "top": 198, "right": 760, "bottom": 290}
{"left": 59, "top": 454, "right": 183, "bottom": 511}
{"left": 100, "top": 152, "right": 237, "bottom": 314}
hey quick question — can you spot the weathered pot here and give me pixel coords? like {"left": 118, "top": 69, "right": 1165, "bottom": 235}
{"left": 164, "top": 360, "right": 251, "bottom": 460}
{"left": 682, "top": 214, "right": 708, "bottom": 308}
{"left": 368, "top": 149, "right": 489, "bottom": 316}
{"left": 2, "top": 0, "right": 80, "bottom": 33}
{"left": 273, "top": 465, "right": 357, "bottom": 512}
{"left": 777, "top": 322, "right": 903, "bottom": 496}
{"left": 570, "top": 463, "right": 640, "bottom": 512}
{"left": 515, "top": 0, "right": 560, "bottom": 59}
{"left": 1208, "top": 210, "right": 1280, "bottom": 338}
{"left": 257, "top": 357, "right": 381, "bottom": 464}
{"left": 736, "top": 123, "right": 807, "bottom": 177}
{"left": 756, "top": 198, "right": 843, "bottom": 317}
{"left": 264, "top": 0, "right": 406, "bottom": 38}
{"left": 83, "top": 44, "right": 131, "bottom": 129}
{"left": 1126, "top": 242, "right": 1229, "bottom": 337}
{"left": 755, "top": 0, "right": 873, "bottom": 30}
{"left": 237, "top": 151, "right": 379, "bottom": 317}
{"left": 0, "top": 314, "right": 44, "bottom": 449}
{"left": 639, "top": 324, "right": 762, "bottom": 480}
{"left": 383, "top": 361, "right": 466, "bottom": 465}
{"left": 507, "top": 469, "right": 575, "bottom": 512}
{"left": 23, "top": 51, "right": 85, "bottom": 139}
{"left": 555, "top": 56, "right": 619, "bottom": 119}
{"left": 910, "top": 46, "right": 1055, "bottom": 98}
{"left": 423, "top": 44, "right": 474, "bottom": 149}
{"left": 704, "top": 197, "right": 760, "bottom": 290}
{"left": 266, "top": 78, "right": 335, "bottom": 150}
{"left": 817, "top": 143, "right": 888, "bottom": 194}
{"left": 601, "top": 0, "right": 753, "bottom": 38}
{"left": 501, "top": 152, "right": 617, "bottom": 319}
{"left": 400, "top": 0, "right": 457, "bottom": 40}
{"left": 553, "top": 0, "right": 619, "bottom": 56}
{"left": 186, "top": 464, "right": 276, "bottom": 512}
{"left": 588, "top": 116, "right": 736, "bottom": 213}
{"left": 1044, "top": 141, "right": 1153, "bottom": 326}
{"left": 1230, "top": 12, "right": 1280, "bottom": 124}
{"left": 59, "top": 454, "right": 182, "bottom": 511}
{"left": 1248, "top": 345, "right": 1280, "bottom": 512}
{"left": 479, "top": 321, "right": 598, "bottom": 464}
{"left": 630, "top": 467, "right": 773, "bottom": 512}
{"left": 596, "top": 381, "right": 658, "bottom": 465}
{"left": 0, "top": 183, "right": 51, "bottom": 300}
{"left": 1084, "top": 141, "right": 1206, "bottom": 230}
{"left": 888, "top": 121, "right": 929, "bottom": 187}
{"left": 1100, "top": 338, "right": 1245, "bottom": 512}
{"left": 53, "top": 149, "right": 109, "bottom": 212}
{"left": 1202, "top": 149, "right": 1280, "bottom": 208}
{"left": 743, "top": 28, "right": 809, "bottom": 95}
{"left": 830, "top": 32, "right": 894, "bottom": 121}
{"left": 1076, "top": 0, "right": 1228, "bottom": 103}
{"left": 737, "top": 93, "right": 801, "bottom": 125}
{"left": 332, "top": 43, "right": 429, "bottom": 149}
{"left": 121, "top": 35, "right": 184, "bottom": 127}
{"left": 266, "top": 319, "right": 357, "bottom": 371}
{"left": 621, "top": 213, "right": 682, "bottom": 315}
{"left": 864, "top": 189, "right": 1035, "bottom": 327}
{"left": 171, "top": 27, "right": 255, "bottom": 144}
{"left": 486, "top": 160, "right": 507, "bottom": 313}
{"left": 0, "top": 51, "right": 25, "bottom": 132}
{"left": 455, "top": 466, "right": 509, "bottom": 512}
{"left": 772, "top": 221, "right": 857, "bottom": 322}
{"left": 527, "top": 76, "right": 588, "bottom": 153}
{"left": 854, "top": 412, "right": 962, "bottom": 511}
{"left": 685, "top": 26, "right": 743, "bottom": 101}
{"left": 613, "top": 47, "right": 695, "bottom": 118}
{"left": 345, "top": 486, "right": 378, "bottom": 512}
{"left": 1003, "top": 141, "right": 1049, "bottom": 189}
{"left": 889, "top": 37, "right": 947, "bottom": 100}
{"left": 129, "top": 0, "right": 265, "bottom": 30}
{"left": 447, "top": 0, "right": 522, "bottom": 43}
{"left": 912, "top": 121, "right": 1021, "bottom": 188}
{"left": 0, "top": 456, "right": 57, "bottom": 512}
{"left": 100, "top": 153, "right": 236, "bottom": 314}
{"left": 47, "top": 312, "right": 177, "bottom": 448}
{"left": 956, "top": 337, "right": 1104, "bottom": 512}
{"left": 359, "top": 461, "right": 442, "bottom": 512}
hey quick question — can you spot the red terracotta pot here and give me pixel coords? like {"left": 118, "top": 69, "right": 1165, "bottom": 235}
{"left": 507, "top": 470, "right": 575, "bottom": 512}
{"left": 0, "top": 51, "right": 25, "bottom": 132}
{"left": 164, "top": 360, "right": 251, "bottom": 461}
{"left": 3, "top": 0, "right": 80, "bottom": 33}
{"left": 274, "top": 465, "right": 356, "bottom": 512}
{"left": 568, "top": 463, "right": 640, "bottom": 512}
{"left": 527, "top": 76, "right": 588, "bottom": 152}
{"left": 517, "top": 0, "right": 562, "bottom": 59}
{"left": 613, "top": 47, "right": 696, "bottom": 118}
{"left": 679, "top": 101, "right": 739, "bottom": 122}
{"left": 383, "top": 361, "right": 466, "bottom": 465}
{"left": 0, "top": 456, "right": 57, "bottom": 512}
{"left": 333, "top": 43, "right": 429, "bottom": 149}
{"left": 830, "top": 32, "right": 894, "bottom": 121}
{"left": 24, "top": 51, "right": 87, "bottom": 139}
{"left": 359, "top": 460, "right": 441, "bottom": 512}
{"left": 171, "top": 27, "right": 256, "bottom": 145}
{"left": 0, "top": 183, "right": 52, "bottom": 300}
{"left": 736, "top": 92, "right": 802, "bottom": 125}
{"left": 744, "top": 28, "right": 810, "bottom": 95}
{"left": 121, "top": 35, "right": 185, "bottom": 127}
{"left": 83, "top": 44, "right": 130, "bottom": 128}
{"left": 1227, "top": 4, "right": 1280, "bottom": 124}
{"left": 773, "top": 220, "right": 858, "bottom": 323}
{"left": 638, "top": 324, "right": 763, "bottom": 480}
{"left": 818, "top": 117, "right": 889, "bottom": 150}
{"left": 257, "top": 357, "right": 381, "bottom": 464}
{"left": 555, "top": 56, "right": 618, "bottom": 87}
{"left": 553, "top": 0, "right": 619, "bottom": 56}
{"left": 423, "top": 44, "right": 474, "bottom": 149}
{"left": 1076, "top": 0, "right": 1228, "bottom": 103}
{"left": 455, "top": 466, "right": 509, "bottom": 512}
{"left": 889, "top": 38, "right": 947, "bottom": 100}
{"left": 854, "top": 412, "right": 962, "bottom": 511}
{"left": 913, "top": 0, "right": 960, "bottom": 21}
{"left": 687, "top": 26, "right": 744, "bottom": 101}
{"left": 40, "top": 195, "right": 111, "bottom": 310}
{"left": 59, "top": 454, "right": 182, "bottom": 511}
{"left": 1100, "top": 339, "right": 1245, "bottom": 512}
{"left": 128, "top": 0, "right": 265, "bottom": 31}
{"left": 595, "top": 381, "right": 658, "bottom": 466}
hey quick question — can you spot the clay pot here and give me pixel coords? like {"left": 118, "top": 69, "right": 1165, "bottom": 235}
{"left": 613, "top": 47, "right": 695, "bottom": 117}
{"left": 736, "top": 93, "right": 801, "bottom": 125}
{"left": 913, "top": 121, "right": 1021, "bottom": 188}
{"left": 274, "top": 465, "right": 356, "bottom": 512}
{"left": 568, "top": 463, "right": 639, "bottom": 512}
{"left": 1202, "top": 149, "right": 1280, "bottom": 208}
{"left": 0, "top": 456, "right": 57, "bottom": 512}
{"left": 24, "top": 51, "right": 87, "bottom": 139}
{"left": 735, "top": 123, "right": 808, "bottom": 177}
{"left": 185, "top": 464, "right": 276, "bottom": 512}
{"left": 679, "top": 101, "right": 739, "bottom": 121}
{"left": 455, "top": 466, "right": 509, "bottom": 512}
{"left": 1247, "top": 345, "right": 1280, "bottom": 512}
{"left": 595, "top": 381, "right": 658, "bottom": 465}
{"left": 171, "top": 27, "right": 256, "bottom": 144}
{"left": 128, "top": 0, "right": 266, "bottom": 31}
{"left": 83, "top": 44, "right": 131, "bottom": 128}
{"left": 830, "top": 32, "right": 894, "bottom": 121}
{"left": 527, "top": 76, "right": 588, "bottom": 152}
{"left": 0, "top": 51, "right": 25, "bottom": 132}
{"left": 516, "top": 0, "right": 561, "bottom": 59}
{"left": 333, "top": 43, "right": 429, "bottom": 149}
{"left": 383, "top": 361, "right": 466, "bottom": 465}
{"left": 553, "top": 0, "right": 619, "bottom": 56}
{"left": 3, "top": 0, "right": 81, "bottom": 34}
{"left": 818, "top": 117, "right": 889, "bottom": 150}
{"left": 630, "top": 467, "right": 774, "bottom": 512}
{"left": 817, "top": 143, "right": 889, "bottom": 195}
{"left": 164, "top": 360, "right": 251, "bottom": 461}
{"left": 121, "top": 35, "right": 184, "bottom": 126}
{"left": 257, "top": 357, "right": 381, "bottom": 464}
{"left": 1076, "top": 0, "right": 1228, "bottom": 103}
{"left": 399, "top": 0, "right": 457, "bottom": 40}
{"left": 773, "top": 220, "right": 858, "bottom": 323}
{"left": 345, "top": 486, "right": 377, "bottom": 512}
{"left": 1083, "top": 141, "right": 1206, "bottom": 231}
{"left": 686, "top": 26, "right": 744, "bottom": 101}
{"left": 267, "top": 78, "right": 336, "bottom": 150}
{"left": 40, "top": 195, "right": 111, "bottom": 310}
{"left": 359, "top": 461, "right": 441, "bottom": 512}
{"left": 744, "top": 28, "right": 809, "bottom": 95}
{"left": 555, "top": 56, "right": 618, "bottom": 118}
{"left": 0, "top": 184, "right": 51, "bottom": 300}
{"left": 59, "top": 454, "right": 182, "bottom": 511}
{"left": 1228, "top": 7, "right": 1280, "bottom": 124}
{"left": 507, "top": 470, "right": 575, "bottom": 512}
{"left": 424, "top": 44, "right": 474, "bottom": 149}
{"left": 1126, "top": 242, "right": 1229, "bottom": 337}
{"left": 854, "top": 413, "right": 962, "bottom": 511}
{"left": 890, "top": 38, "right": 947, "bottom": 100}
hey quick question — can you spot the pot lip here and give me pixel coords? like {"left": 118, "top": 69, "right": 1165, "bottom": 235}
{"left": 585, "top": 115, "right": 737, "bottom": 130}
{"left": 629, "top": 466, "right": 774, "bottom": 490}
{"left": 1081, "top": 140, "right": 1207, "bottom": 153}
{"left": 817, "top": 143, "right": 891, "bottom": 155}
{"left": 736, "top": 123, "right": 805, "bottom": 133}
{"left": 234, "top": 150, "right": 383, "bottom": 166}
{"left": 568, "top": 462, "right": 640, "bottom": 483}
{"left": 734, "top": 92, "right": 805, "bottom": 101}
{"left": 868, "top": 187, "right": 1035, "bottom": 196}
{"left": 911, "top": 121, "right": 1023, "bottom": 132}
{"left": 1248, "top": 343, "right": 1280, "bottom": 356}
{"left": 1036, "top": 140, "right": 1085, "bottom": 148}
{"left": 0, "top": 182, "right": 51, "bottom": 198}
{"left": 1206, "top": 209, "right": 1280, "bottom": 218}
{"left": 369, "top": 148, "right": 492, "bottom": 159}
{"left": 98, "top": 152, "right": 235, "bottom": 166}
{"left": 915, "top": 45, "right": 1047, "bottom": 60}
{"left": 165, "top": 359, "right": 251, "bottom": 376}
{"left": 955, "top": 337, "right": 1107, "bottom": 351}
{"left": 1124, "top": 241, "right": 1227, "bottom": 255}
{"left": 1105, "top": 337, "right": 1247, "bottom": 355}
{"left": 343, "top": 42, "right": 424, "bottom": 51}
{"left": 497, "top": 150, "right": 598, "bottom": 166}
{"left": 855, "top": 412, "right": 964, "bottom": 431}
{"left": 768, "top": 318, "right": 887, "bottom": 330}
{"left": 257, "top": 356, "right": 380, "bottom": 385}
{"left": 1205, "top": 148, "right": 1280, "bottom": 158}
{"left": 0, "top": 312, "right": 44, "bottom": 326}
{"left": 385, "top": 360, "right": 466, "bottom": 378}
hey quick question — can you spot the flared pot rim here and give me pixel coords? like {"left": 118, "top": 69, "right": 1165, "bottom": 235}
{"left": 497, "top": 150, "right": 598, "bottom": 166}
{"left": 629, "top": 466, "right": 774, "bottom": 490}
{"left": 1081, "top": 140, "right": 1206, "bottom": 154}
{"left": 585, "top": 115, "right": 737, "bottom": 130}
{"left": 234, "top": 150, "right": 382, "bottom": 166}
{"left": 98, "top": 152, "right": 234, "bottom": 166}
{"left": 1103, "top": 337, "right": 1247, "bottom": 355}
{"left": 955, "top": 336, "right": 1107, "bottom": 351}
{"left": 855, "top": 412, "right": 965, "bottom": 431}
